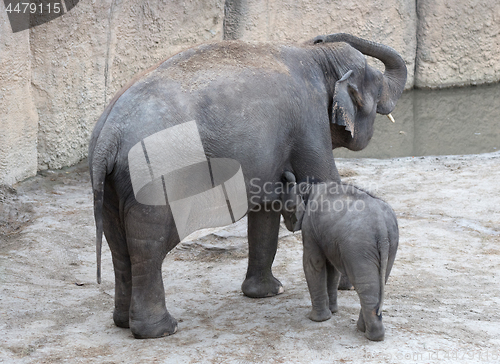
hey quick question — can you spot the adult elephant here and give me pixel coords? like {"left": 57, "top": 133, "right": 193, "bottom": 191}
{"left": 89, "top": 33, "right": 407, "bottom": 338}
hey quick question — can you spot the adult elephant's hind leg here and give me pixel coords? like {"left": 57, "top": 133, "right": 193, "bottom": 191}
{"left": 102, "top": 204, "right": 132, "bottom": 329}
{"left": 104, "top": 220, "right": 132, "bottom": 328}
{"left": 125, "top": 204, "right": 179, "bottom": 339}
{"left": 242, "top": 209, "right": 284, "bottom": 298}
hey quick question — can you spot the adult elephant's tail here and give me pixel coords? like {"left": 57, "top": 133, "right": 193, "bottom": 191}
{"left": 89, "top": 128, "right": 108, "bottom": 285}
{"left": 88, "top": 104, "right": 120, "bottom": 284}
{"left": 91, "top": 166, "right": 105, "bottom": 284}
{"left": 88, "top": 62, "right": 161, "bottom": 284}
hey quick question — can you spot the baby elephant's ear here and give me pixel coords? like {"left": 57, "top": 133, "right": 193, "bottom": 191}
{"left": 291, "top": 182, "right": 313, "bottom": 232}
{"left": 291, "top": 192, "right": 307, "bottom": 232}
{"left": 281, "top": 172, "right": 303, "bottom": 232}
{"left": 284, "top": 186, "right": 309, "bottom": 232}
{"left": 282, "top": 171, "right": 296, "bottom": 184}
{"left": 331, "top": 70, "right": 358, "bottom": 137}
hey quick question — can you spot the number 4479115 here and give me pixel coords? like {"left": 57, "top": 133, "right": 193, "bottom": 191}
{"left": 5, "top": 2, "right": 61, "bottom": 14}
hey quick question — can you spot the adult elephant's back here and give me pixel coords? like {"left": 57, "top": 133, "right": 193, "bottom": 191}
{"left": 91, "top": 42, "right": 325, "bottom": 211}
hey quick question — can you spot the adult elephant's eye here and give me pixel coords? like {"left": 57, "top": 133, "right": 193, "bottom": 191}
{"left": 313, "top": 37, "right": 324, "bottom": 44}
{"left": 348, "top": 84, "right": 363, "bottom": 109}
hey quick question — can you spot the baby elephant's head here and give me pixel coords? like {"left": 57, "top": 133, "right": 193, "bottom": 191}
{"left": 280, "top": 172, "right": 311, "bottom": 232}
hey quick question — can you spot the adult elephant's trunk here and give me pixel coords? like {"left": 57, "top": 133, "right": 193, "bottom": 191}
{"left": 313, "top": 33, "right": 407, "bottom": 115}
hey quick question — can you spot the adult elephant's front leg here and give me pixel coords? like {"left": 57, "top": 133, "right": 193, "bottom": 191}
{"left": 242, "top": 209, "right": 284, "bottom": 298}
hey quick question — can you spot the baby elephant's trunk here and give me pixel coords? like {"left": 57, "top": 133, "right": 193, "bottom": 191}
{"left": 377, "top": 239, "right": 390, "bottom": 317}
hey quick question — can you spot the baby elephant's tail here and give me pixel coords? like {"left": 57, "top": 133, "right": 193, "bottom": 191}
{"left": 377, "top": 238, "right": 390, "bottom": 317}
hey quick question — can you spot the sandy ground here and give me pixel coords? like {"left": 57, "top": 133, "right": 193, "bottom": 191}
{"left": 1, "top": 152, "right": 499, "bottom": 364}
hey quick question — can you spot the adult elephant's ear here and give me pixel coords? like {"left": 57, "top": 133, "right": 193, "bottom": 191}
{"left": 331, "top": 70, "right": 358, "bottom": 137}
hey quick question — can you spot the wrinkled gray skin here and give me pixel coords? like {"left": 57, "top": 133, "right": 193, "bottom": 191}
{"left": 281, "top": 172, "right": 399, "bottom": 341}
{"left": 89, "top": 33, "right": 407, "bottom": 339}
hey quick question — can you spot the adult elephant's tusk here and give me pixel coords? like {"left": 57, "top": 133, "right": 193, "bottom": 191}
{"left": 387, "top": 113, "right": 395, "bottom": 123}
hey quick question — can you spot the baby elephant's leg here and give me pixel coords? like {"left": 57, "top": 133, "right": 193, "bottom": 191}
{"left": 326, "top": 261, "right": 340, "bottom": 313}
{"left": 303, "top": 241, "right": 332, "bottom": 322}
{"left": 357, "top": 305, "right": 384, "bottom": 341}
{"left": 354, "top": 277, "right": 385, "bottom": 341}
{"left": 338, "top": 274, "right": 353, "bottom": 290}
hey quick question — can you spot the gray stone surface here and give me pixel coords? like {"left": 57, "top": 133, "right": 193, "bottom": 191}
{"left": 30, "top": 0, "right": 224, "bottom": 170}
{"left": 29, "top": 0, "right": 111, "bottom": 170}
{"left": 0, "top": 10, "right": 38, "bottom": 185}
{"left": 416, "top": 0, "right": 500, "bottom": 88}
{"left": 105, "top": 1, "right": 224, "bottom": 102}
{"left": 224, "top": 0, "right": 417, "bottom": 90}
{"left": 1, "top": 0, "right": 499, "bottom": 183}
{"left": 2, "top": 153, "right": 500, "bottom": 361}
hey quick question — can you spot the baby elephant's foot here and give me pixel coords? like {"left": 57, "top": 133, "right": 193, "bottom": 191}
{"left": 365, "top": 323, "right": 385, "bottom": 341}
{"left": 356, "top": 310, "right": 366, "bottom": 332}
{"left": 357, "top": 310, "right": 385, "bottom": 341}
{"left": 130, "top": 313, "right": 178, "bottom": 339}
{"left": 308, "top": 308, "right": 332, "bottom": 322}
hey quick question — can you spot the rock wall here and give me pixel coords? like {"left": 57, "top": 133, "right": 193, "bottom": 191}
{"left": 0, "top": 11, "right": 38, "bottom": 185}
{"left": 30, "top": 0, "right": 111, "bottom": 170}
{"left": 224, "top": 0, "right": 417, "bottom": 90}
{"left": 415, "top": 0, "right": 500, "bottom": 88}
{"left": 1, "top": 0, "right": 499, "bottom": 183}
{"left": 30, "top": 0, "right": 224, "bottom": 170}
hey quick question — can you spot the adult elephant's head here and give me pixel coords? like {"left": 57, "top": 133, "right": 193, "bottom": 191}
{"left": 309, "top": 33, "right": 407, "bottom": 151}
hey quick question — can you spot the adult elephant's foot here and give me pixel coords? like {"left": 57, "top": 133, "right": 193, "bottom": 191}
{"left": 244, "top": 210, "right": 283, "bottom": 298}
{"left": 113, "top": 309, "right": 130, "bottom": 328}
{"left": 241, "top": 274, "right": 284, "bottom": 298}
{"left": 130, "top": 312, "right": 178, "bottom": 339}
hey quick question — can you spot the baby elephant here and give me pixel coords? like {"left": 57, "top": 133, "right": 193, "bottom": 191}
{"left": 281, "top": 172, "right": 398, "bottom": 341}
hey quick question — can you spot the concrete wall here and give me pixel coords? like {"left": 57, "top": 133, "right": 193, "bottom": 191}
{"left": 0, "top": 11, "right": 38, "bottom": 185}
{"left": 1, "top": 0, "right": 499, "bottom": 183}
{"left": 416, "top": 0, "right": 500, "bottom": 88}
{"left": 31, "top": 0, "right": 224, "bottom": 170}
{"left": 30, "top": 0, "right": 111, "bottom": 171}
{"left": 224, "top": 0, "right": 417, "bottom": 89}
